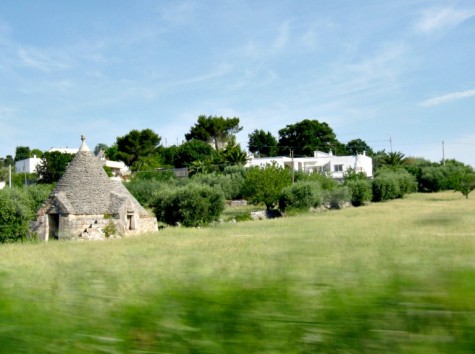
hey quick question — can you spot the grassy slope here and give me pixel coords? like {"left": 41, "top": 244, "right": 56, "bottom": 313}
{"left": 0, "top": 192, "right": 474, "bottom": 353}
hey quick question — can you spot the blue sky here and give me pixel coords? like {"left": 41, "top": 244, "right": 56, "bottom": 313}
{"left": 1, "top": 1, "right": 474, "bottom": 166}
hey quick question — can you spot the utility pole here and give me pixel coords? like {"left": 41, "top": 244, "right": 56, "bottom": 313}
{"left": 442, "top": 141, "right": 445, "bottom": 166}
{"left": 386, "top": 133, "right": 393, "bottom": 153}
{"left": 290, "top": 149, "right": 295, "bottom": 183}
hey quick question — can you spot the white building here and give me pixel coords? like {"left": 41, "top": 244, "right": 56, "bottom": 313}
{"left": 15, "top": 147, "right": 77, "bottom": 174}
{"left": 246, "top": 151, "right": 373, "bottom": 179}
{"left": 15, "top": 155, "right": 42, "bottom": 173}
{"left": 100, "top": 158, "right": 129, "bottom": 176}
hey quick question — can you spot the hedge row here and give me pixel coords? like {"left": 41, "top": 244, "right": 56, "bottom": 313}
{"left": 277, "top": 170, "right": 416, "bottom": 212}
{"left": 123, "top": 167, "right": 420, "bottom": 227}
{"left": 0, "top": 168, "right": 420, "bottom": 240}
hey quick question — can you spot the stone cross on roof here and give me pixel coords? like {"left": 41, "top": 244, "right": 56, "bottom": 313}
{"left": 79, "top": 135, "right": 90, "bottom": 152}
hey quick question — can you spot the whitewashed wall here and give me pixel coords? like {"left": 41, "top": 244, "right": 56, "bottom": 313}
{"left": 14, "top": 157, "right": 42, "bottom": 173}
{"left": 246, "top": 152, "right": 373, "bottom": 179}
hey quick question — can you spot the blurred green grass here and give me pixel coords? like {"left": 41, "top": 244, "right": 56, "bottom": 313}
{"left": 0, "top": 191, "right": 474, "bottom": 353}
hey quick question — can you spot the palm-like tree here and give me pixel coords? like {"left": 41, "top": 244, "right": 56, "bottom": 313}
{"left": 382, "top": 151, "right": 407, "bottom": 167}
{"left": 188, "top": 160, "right": 208, "bottom": 176}
{"left": 223, "top": 148, "right": 249, "bottom": 165}
{"left": 221, "top": 139, "right": 249, "bottom": 166}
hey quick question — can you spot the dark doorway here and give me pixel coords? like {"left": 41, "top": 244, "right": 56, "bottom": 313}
{"left": 48, "top": 214, "right": 59, "bottom": 240}
{"left": 127, "top": 213, "right": 135, "bottom": 230}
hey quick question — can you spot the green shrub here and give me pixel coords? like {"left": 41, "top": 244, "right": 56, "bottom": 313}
{"left": 0, "top": 188, "right": 34, "bottom": 243}
{"left": 125, "top": 179, "right": 177, "bottom": 207}
{"left": 153, "top": 183, "right": 225, "bottom": 227}
{"left": 343, "top": 168, "right": 369, "bottom": 182}
{"left": 10, "top": 172, "right": 38, "bottom": 187}
{"left": 372, "top": 170, "right": 417, "bottom": 202}
{"left": 24, "top": 184, "right": 54, "bottom": 211}
{"left": 0, "top": 184, "right": 53, "bottom": 243}
{"left": 233, "top": 211, "right": 253, "bottom": 222}
{"left": 403, "top": 157, "right": 434, "bottom": 191}
{"left": 419, "top": 166, "right": 449, "bottom": 192}
{"left": 191, "top": 172, "right": 244, "bottom": 200}
{"left": 132, "top": 168, "right": 177, "bottom": 182}
{"left": 372, "top": 174, "right": 400, "bottom": 201}
{"left": 279, "top": 181, "right": 323, "bottom": 212}
{"left": 395, "top": 169, "right": 418, "bottom": 195}
{"left": 223, "top": 165, "right": 247, "bottom": 179}
{"left": 324, "top": 186, "right": 351, "bottom": 209}
{"left": 223, "top": 165, "right": 247, "bottom": 199}
{"left": 346, "top": 179, "right": 372, "bottom": 206}
{"left": 102, "top": 220, "right": 118, "bottom": 238}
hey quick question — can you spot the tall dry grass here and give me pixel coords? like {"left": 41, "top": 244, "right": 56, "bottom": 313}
{"left": 0, "top": 191, "right": 474, "bottom": 352}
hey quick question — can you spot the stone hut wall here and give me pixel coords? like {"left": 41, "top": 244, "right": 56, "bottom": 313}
{"left": 131, "top": 216, "right": 158, "bottom": 235}
{"left": 59, "top": 214, "right": 117, "bottom": 240}
{"left": 58, "top": 214, "right": 158, "bottom": 240}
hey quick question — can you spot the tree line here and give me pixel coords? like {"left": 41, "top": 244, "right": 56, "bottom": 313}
{"left": 1, "top": 115, "right": 474, "bottom": 195}
{"left": 96, "top": 116, "right": 375, "bottom": 173}
{"left": 1, "top": 116, "right": 376, "bottom": 183}
{"left": 1, "top": 115, "right": 475, "bottom": 243}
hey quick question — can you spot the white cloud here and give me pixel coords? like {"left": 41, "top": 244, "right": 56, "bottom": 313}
{"left": 243, "top": 21, "right": 292, "bottom": 59}
{"left": 420, "top": 88, "right": 475, "bottom": 107}
{"left": 348, "top": 42, "right": 405, "bottom": 80}
{"left": 172, "top": 63, "right": 233, "bottom": 86}
{"left": 17, "top": 46, "right": 71, "bottom": 72}
{"left": 321, "top": 42, "right": 406, "bottom": 100}
{"left": 415, "top": 7, "right": 475, "bottom": 33}
{"left": 273, "top": 21, "right": 290, "bottom": 51}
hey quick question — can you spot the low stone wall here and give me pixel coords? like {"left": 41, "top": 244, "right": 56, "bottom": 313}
{"left": 226, "top": 200, "right": 248, "bottom": 207}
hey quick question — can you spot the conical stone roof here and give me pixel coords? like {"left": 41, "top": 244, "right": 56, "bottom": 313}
{"left": 50, "top": 136, "right": 147, "bottom": 216}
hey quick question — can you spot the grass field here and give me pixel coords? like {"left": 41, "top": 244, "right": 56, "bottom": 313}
{"left": 0, "top": 191, "right": 474, "bottom": 353}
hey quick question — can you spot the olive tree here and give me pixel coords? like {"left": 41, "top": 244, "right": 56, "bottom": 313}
{"left": 242, "top": 162, "right": 292, "bottom": 209}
